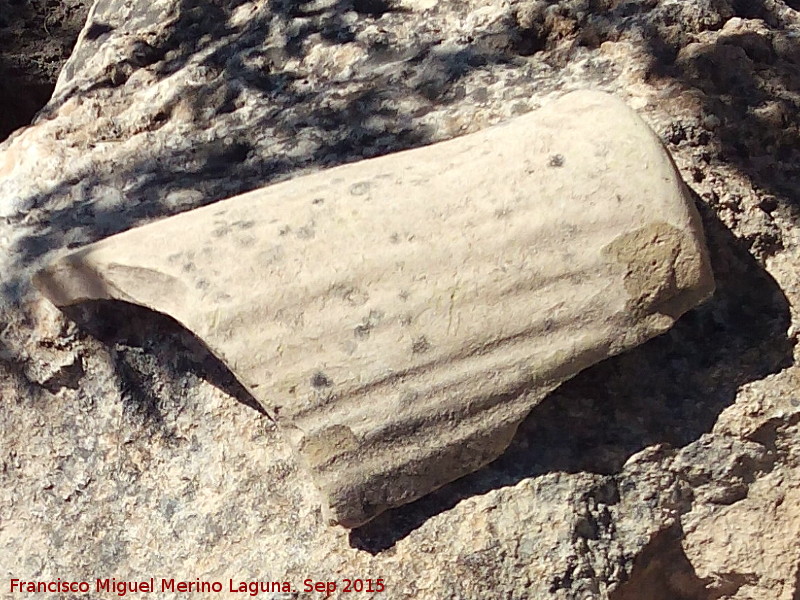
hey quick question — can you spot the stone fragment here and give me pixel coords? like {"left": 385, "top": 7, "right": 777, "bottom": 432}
{"left": 34, "top": 91, "right": 714, "bottom": 527}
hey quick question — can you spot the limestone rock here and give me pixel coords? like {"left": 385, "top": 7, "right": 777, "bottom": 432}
{"left": 35, "top": 91, "right": 714, "bottom": 527}
{"left": 2, "top": 0, "right": 800, "bottom": 597}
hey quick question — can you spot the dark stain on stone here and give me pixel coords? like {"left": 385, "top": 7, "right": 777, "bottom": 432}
{"left": 330, "top": 284, "right": 369, "bottom": 306}
{"left": 354, "top": 310, "right": 384, "bottom": 338}
{"left": 411, "top": 336, "right": 431, "bottom": 354}
{"left": 548, "top": 154, "right": 565, "bottom": 167}
{"left": 311, "top": 371, "right": 333, "bottom": 388}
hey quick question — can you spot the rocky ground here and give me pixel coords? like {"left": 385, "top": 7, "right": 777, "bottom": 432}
{"left": 1, "top": 0, "right": 800, "bottom": 598}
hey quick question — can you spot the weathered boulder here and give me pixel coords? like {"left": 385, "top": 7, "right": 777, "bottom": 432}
{"left": 35, "top": 90, "right": 714, "bottom": 527}
{"left": 2, "top": 0, "right": 799, "bottom": 598}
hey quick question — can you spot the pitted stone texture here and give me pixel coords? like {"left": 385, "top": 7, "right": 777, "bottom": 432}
{"left": 35, "top": 91, "right": 714, "bottom": 527}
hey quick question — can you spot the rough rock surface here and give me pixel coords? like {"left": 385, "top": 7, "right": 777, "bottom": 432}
{"left": 1, "top": 0, "right": 799, "bottom": 598}
{"left": 33, "top": 90, "right": 715, "bottom": 528}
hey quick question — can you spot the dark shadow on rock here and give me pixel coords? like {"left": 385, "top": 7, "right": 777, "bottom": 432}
{"left": 0, "top": 0, "right": 88, "bottom": 142}
{"left": 7, "top": 0, "right": 800, "bottom": 300}
{"left": 3, "top": 0, "right": 523, "bottom": 303}
{"left": 609, "top": 523, "right": 711, "bottom": 600}
{"left": 511, "top": 0, "right": 800, "bottom": 240}
{"left": 2, "top": 0, "right": 797, "bottom": 561}
{"left": 0, "top": 67, "right": 54, "bottom": 141}
{"left": 793, "top": 565, "right": 800, "bottom": 600}
{"left": 349, "top": 196, "right": 793, "bottom": 553}
{"left": 62, "top": 300, "right": 269, "bottom": 422}
{"left": 641, "top": 1, "right": 800, "bottom": 230}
